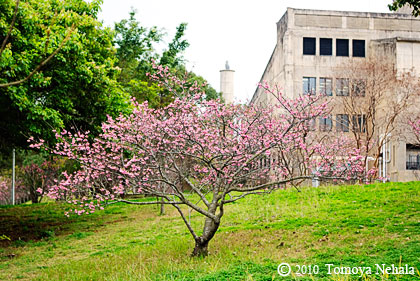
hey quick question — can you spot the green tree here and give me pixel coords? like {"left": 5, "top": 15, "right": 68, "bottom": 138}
{"left": 114, "top": 11, "right": 220, "bottom": 108}
{"left": 114, "top": 9, "right": 162, "bottom": 86}
{"left": 113, "top": 9, "right": 163, "bottom": 106}
{"left": 389, "top": 0, "right": 420, "bottom": 17}
{"left": 159, "top": 23, "right": 189, "bottom": 68}
{"left": 0, "top": 0, "right": 130, "bottom": 151}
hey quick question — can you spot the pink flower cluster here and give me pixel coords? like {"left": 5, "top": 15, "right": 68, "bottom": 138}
{"left": 0, "top": 177, "right": 28, "bottom": 204}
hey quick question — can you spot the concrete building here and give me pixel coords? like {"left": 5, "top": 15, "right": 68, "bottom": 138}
{"left": 251, "top": 7, "right": 420, "bottom": 182}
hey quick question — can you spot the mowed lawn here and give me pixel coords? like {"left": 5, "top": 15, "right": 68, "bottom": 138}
{"left": 0, "top": 182, "right": 419, "bottom": 280}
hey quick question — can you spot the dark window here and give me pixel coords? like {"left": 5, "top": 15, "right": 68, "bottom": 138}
{"left": 336, "top": 114, "right": 349, "bottom": 132}
{"left": 336, "top": 39, "right": 349, "bottom": 56}
{"left": 336, "top": 78, "right": 349, "bottom": 96}
{"left": 303, "top": 37, "right": 316, "bottom": 55}
{"left": 319, "top": 115, "right": 332, "bottom": 131}
{"left": 320, "top": 38, "right": 332, "bottom": 56}
{"left": 352, "top": 79, "right": 366, "bottom": 97}
{"left": 353, "top": 40, "right": 365, "bottom": 57}
{"left": 406, "top": 145, "right": 420, "bottom": 170}
{"left": 319, "top": 78, "right": 332, "bottom": 96}
{"left": 303, "top": 77, "right": 316, "bottom": 95}
{"left": 352, "top": 114, "right": 366, "bottom": 133}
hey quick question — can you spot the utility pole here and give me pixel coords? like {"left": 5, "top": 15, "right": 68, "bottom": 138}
{"left": 12, "top": 148, "right": 15, "bottom": 205}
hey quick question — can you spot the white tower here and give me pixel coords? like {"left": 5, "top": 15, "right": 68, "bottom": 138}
{"left": 220, "top": 61, "right": 235, "bottom": 104}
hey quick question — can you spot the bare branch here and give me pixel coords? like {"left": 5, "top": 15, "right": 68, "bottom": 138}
{"left": 115, "top": 199, "right": 185, "bottom": 205}
{"left": 173, "top": 203, "right": 199, "bottom": 240}
{"left": 229, "top": 175, "right": 312, "bottom": 193}
{"left": 222, "top": 190, "right": 273, "bottom": 204}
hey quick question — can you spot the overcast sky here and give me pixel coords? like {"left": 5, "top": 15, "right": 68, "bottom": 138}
{"left": 98, "top": 0, "right": 392, "bottom": 103}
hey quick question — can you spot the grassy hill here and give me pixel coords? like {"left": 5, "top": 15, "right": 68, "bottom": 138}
{"left": 0, "top": 182, "right": 419, "bottom": 280}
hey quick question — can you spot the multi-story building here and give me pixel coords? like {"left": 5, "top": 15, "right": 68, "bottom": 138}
{"left": 251, "top": 7, "right": 420, "bottom": 182}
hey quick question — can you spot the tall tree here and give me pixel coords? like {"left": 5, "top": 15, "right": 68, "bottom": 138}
{"left": 0, "top": 0, "right": 130, "bottom": 151}
{"left": 114, "top": 9, "right": 162, "bottom": 87}
{"left": 114, "top": 11, "right": 220, "bottom": 108}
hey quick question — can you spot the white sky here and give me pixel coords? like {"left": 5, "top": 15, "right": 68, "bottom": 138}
{"left": 99, "top": 0, "right": 391, "bottom": 103}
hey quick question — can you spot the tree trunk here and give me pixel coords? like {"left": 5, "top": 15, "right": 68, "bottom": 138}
{"left": 191, "top": 203, "right": 220, "bottom": 257}
{"left": 192, "top": 239, "right": 209, "bottom": 257}
{"left": 159, "top": 197, "right": 165, "bottom": 215}
{"left": 30, "top": 189, "right": 39, "bottom": 204}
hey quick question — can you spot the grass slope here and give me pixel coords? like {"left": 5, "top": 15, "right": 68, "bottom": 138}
{"left": 0, "top": 182, "right": 419, "bottom": 280}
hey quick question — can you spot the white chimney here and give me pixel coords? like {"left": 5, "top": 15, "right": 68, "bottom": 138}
{"left": 220, "top": 61, "right": 235, "bottom": 104}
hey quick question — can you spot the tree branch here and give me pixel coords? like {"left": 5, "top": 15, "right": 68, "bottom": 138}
{"left": 0, "top": 0, "right": 19, "bottom": 58}
{"left": 172, "top": 203, "right": 199, "bottom": 240}
{"left": 115, "top": 199, "right": 185, "bottom": 205}
{"left": 229, "top": 175, "right": 312, "bottom": 193}
{"left": 222, "top": 190, "right": 273, "bottom": 204}
{"left": 0, "top": 24, "right": 75, "bottom": 88}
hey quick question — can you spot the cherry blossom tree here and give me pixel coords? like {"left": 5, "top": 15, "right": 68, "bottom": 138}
{"left": 30, "top": 65, "right": 371, "bottom": 256}
{"left": 22, "top": 159, "right": 61, "bottom": 204}
{"left": 0, "top": 158, "right": 61, "bottom": 205}
{"left": 0, "top": 177, "right": 27, "bottom": 205}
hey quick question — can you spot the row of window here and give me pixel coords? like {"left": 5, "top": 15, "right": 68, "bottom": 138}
{"left": 303, "top": 37, "right": 365, "bottom": 57}
{"left": 302, "top": 77, "right": 366, "bottom": 96}
{"left": 307, "top": 114, "right": 366, "bottom": 132}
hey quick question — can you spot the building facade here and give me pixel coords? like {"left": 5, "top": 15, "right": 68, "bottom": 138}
{"left": 251, "top": 8, "right": 420, "bottom": 182}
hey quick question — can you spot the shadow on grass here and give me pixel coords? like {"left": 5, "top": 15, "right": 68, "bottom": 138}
{"left": 0, "top": 201, "right": 137, "bottom": 248}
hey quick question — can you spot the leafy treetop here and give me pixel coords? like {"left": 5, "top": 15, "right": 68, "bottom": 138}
{"left": 0, "top": 0, "right": 130, "bottom": 151}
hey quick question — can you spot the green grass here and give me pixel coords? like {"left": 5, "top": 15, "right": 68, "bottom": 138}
{"left": 0, "top": 182, "right": 419, "bottom": 280}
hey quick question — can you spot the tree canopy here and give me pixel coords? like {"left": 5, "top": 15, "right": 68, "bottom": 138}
{"left": 0, "top": 0, "right": 130, "bottom": 151}
{"left": 0, "top": 0, "right": 220, "bottom": 155}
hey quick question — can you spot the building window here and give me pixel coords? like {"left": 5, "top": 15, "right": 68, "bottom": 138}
{"left": 336, "top": 114, "right": 349, "bottom": 132}
{"left": 319, "top": 115, "right": 332, "bottom": 131}
{"left": 303, "top": 77, "right": 316, "bottom": 95}
{"left": 353, "top": 40, "right": 365, "bottom": 57}
{"left": 303, "top": 37, "right": 316, "bottom": 55}
{"left": 336, "top": 78, "right": 349, "bottom": 96}
{"left": 406, "top": 144, "right": 420, "bottom": 170}
{"left": 319, "top": 77, "right": 332, "bottom": 96}
{"left": 406, "top": 155, "right": 420, "bottom": 170}
{"left": 336, "top": 39, "right": 349, "bottom": 56}
{"left": 320, "top": 38, "right": 332, "bottom": 56}
{"left": 351, "top": 79, "right": 366, "bottom": 97}
{"left": 352, "top": 114, "right": 366, "bottom": 133}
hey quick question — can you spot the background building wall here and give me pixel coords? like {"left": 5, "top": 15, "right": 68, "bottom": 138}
{"left": 251, "top": 8, "right": 420, "bottom": 182}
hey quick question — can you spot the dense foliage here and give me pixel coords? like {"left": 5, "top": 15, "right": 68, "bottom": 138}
{"left": 0, "top": 0, "right": 130, "bottom": 151}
